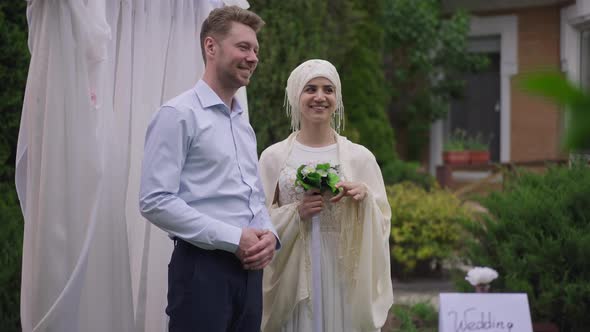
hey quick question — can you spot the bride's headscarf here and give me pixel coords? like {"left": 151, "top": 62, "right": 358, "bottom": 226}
{"left": 284, "top": 59, "right": 344, "bottom": 132}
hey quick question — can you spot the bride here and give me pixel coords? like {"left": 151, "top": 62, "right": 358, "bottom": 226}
{"left": 259, "top": 59, "right": 393, "bottom": 332}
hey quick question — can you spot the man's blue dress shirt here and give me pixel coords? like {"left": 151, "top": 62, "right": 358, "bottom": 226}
{"left": 139, "top": 80, "right": 279, "bottom": 253}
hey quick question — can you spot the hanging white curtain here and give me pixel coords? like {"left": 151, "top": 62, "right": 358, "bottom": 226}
{"left": 16, "top": 1, "right": 250, "bottom": 331}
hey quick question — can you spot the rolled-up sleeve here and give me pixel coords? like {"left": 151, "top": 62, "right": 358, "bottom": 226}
{"left": 139, "top": 107, "right": 242, "bottom": 253}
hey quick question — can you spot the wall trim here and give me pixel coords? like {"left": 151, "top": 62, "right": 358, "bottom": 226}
{"left": 560, "top": 1, "right": 590, "bottom": 82}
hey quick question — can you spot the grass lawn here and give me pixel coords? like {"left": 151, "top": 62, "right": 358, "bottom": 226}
{"left": 383, "top": 303, "right": 438, "bottom": 332}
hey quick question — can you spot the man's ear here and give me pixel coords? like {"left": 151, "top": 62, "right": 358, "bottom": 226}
{"left": 204, "top": 36, "right": 216, "bottom": 58}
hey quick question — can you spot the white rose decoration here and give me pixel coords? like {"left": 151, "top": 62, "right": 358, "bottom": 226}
{"left": 465, "top": 266, "right": 499, "bottom": 286}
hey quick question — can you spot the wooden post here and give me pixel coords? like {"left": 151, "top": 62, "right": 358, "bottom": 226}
{"left": 436, "top": 165, "right": 452, "bottom": 188}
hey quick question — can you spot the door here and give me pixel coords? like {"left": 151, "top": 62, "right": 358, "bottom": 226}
{"left": 448, "top": 52, "right": 501, "bottom": 161}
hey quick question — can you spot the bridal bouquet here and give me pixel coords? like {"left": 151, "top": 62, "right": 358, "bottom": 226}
{"left": 295, "top": 162, "right": 341, "bottom": 194}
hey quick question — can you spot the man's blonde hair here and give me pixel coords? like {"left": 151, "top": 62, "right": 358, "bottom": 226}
{"left": 200, "top": 6, "right": 265, "bottom": 63}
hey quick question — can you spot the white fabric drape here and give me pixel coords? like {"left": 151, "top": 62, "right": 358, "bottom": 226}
{"left": 16, "top": 1, "right": 249, "bottom": 331}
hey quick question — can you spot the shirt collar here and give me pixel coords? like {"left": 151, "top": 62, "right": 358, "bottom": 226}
{"left": 194, "top": 79, "right": 244, "bottom": 115}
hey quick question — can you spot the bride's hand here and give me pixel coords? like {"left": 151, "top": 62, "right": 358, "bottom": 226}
{"left": 330, "top": 182, "right": 368, "bottom": 203}
{"left": 298, "top": 189, "right": 324, "bottom": 220}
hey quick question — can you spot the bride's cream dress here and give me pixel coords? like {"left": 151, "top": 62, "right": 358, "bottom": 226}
{"left": 260, "top": 132, "right": 393, "bottom": 332}
{"left": 276, "top": 142, "right": 378, "bottom": 332}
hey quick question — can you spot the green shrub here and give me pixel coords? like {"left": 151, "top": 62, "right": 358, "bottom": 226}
{"left": 381, "top": 159, "right": 435, "bottom": 189}
{"left": 390, "top": 302, "right": 437, "bottom": 332}
{"left": 0, "top": 183, "right": 23, "bottom": 332}
{"left": 388, "top": 182, "right": 473, "bottom": 277}
{"left": 461, "top": 163, "right": 590, "bottom": 331}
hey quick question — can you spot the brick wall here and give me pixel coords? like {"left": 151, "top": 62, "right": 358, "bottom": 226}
{"left": 511, "top": 5, "right": 565, "bottom": 161}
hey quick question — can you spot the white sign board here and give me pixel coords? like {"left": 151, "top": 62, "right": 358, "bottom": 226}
{"left": 439, "top": 293, "right": 533, "bottom": 332}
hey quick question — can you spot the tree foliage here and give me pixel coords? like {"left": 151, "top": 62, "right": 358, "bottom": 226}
{"left": 0, "top": 1, "right": 28, "bottom": 331}
{"left": 248, "top": 0, "right": 396, "bottom": 167}
{"left": 0, "top": 0, "right": 28, "bottom": 181}
{"left": 382, "top": 0, "right": 487, "bottom": 159}
{"left": 0, "top": 183, "right": 23, "bottom": 331}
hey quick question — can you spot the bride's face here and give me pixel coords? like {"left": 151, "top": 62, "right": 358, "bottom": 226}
{"left": 298, "top": 77, "right": 337, "bottom": 127}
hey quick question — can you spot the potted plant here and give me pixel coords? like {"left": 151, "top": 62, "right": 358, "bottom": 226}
{"left": 443, "top": 129, "right": 469, "bottom": 165}
{"left": 466, "top": 133, "right": 490, "bottom": 165}
{"left": 532, "top": 322, "right": 559, "bottom": 332}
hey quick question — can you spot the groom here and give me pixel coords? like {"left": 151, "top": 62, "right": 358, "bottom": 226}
{"left": 139, "top": 6, "right": 279, "bottom": 332}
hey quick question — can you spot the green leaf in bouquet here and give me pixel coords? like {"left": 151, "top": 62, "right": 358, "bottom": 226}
{"left": 316, "top": 163, "right": 331, "bottom": 171}
{"left": 296, "top": 164, "right": 306, "bottom": 175}
{"left": 295, "top": 163, "right": 343, "bottom": 193}
{"left": 316, "top": 163, "right": 330, "bottom": 177}
{"left": 305, "top": 172, "right": 322, "bottom": 188}
{"left": 327, "top": 172, "right": 341, "bottom": 194}
{"left": 295, "top": 178, "right": 311, "bottom": 190}
{"left": 296, "top": 165, "right": 312, "bottom": 190}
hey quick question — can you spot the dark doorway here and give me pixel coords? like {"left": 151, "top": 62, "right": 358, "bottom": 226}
{"left": 448, "top": 52, "right": 501, "bottom": 161}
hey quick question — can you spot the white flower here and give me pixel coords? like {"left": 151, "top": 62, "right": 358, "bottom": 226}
{"left": 465, "top": 267, "right": 498, "bottom": 286}
{"left": 301, "top": 166, "right": 314, "bottom": 176}
{"left": 317, "top": 169, "right": 328, "bottom": 177}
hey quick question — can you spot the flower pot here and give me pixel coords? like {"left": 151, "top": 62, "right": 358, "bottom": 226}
{"left": 474, "top": 284, "right": 490, "bottom": 293}
{"left": 532, "top": 322, "right": 559, "bottom": 332}
{"left": 443, "top": 151, "right": 470, "bottom": 165}
{"left": 469, "top": 150, "right": 490, "bottom": 164}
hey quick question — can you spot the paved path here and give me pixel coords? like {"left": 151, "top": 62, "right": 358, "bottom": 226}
{"left": 392, "top": 277, "right": 455, "bottom": 309}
